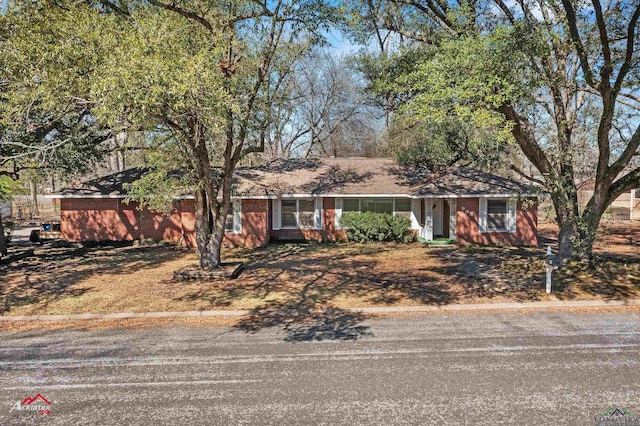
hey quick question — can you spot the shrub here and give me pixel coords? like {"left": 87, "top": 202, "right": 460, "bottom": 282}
{"left": 340, "top": 212, "right": 414, "bottom": 243}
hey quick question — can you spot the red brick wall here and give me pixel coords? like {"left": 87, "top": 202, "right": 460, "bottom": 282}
{"left": 224, "top": 199, "right": 269, "bottom": 248}
{"left": 60, "top": 198, "right": 270, "bottom": 249}
{"left": 455, "top": 197, "right": 537, "bottom": 246}
{"left": 60, "top": 198, "right": 140, "bottom": 241}
{"left": 175, "top": 199, "right": 269, "bottom": 249}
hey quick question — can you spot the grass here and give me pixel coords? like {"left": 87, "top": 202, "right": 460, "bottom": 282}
{"left": 1, "top": 221, "right": 640, "bottom": 319}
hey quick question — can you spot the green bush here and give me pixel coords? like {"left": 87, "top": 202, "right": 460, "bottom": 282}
{"left": 340, "top": 212, "right": 414, "bottom": 243}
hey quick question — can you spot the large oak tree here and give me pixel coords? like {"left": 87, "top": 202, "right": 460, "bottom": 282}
{"left": 350, "top": 0, "right": 640, "bottom": 260}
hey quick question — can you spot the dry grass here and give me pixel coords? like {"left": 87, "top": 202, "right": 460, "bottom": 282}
{"left": 2, "top": 221, "right": 640, "bottom": 319}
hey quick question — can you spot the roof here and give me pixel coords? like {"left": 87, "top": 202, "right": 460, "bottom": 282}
{"left": 53, "top": 158, "right": 537, "bottom": 198}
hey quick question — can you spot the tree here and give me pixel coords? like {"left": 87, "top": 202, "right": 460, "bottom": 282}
{"left": 0, "top": 174, "right": 18, "bottom": 256}
{"left": 1, "top": 5, "right": 114, "bottom": 256}
{"left": 387, "top": 116, "right": 506, "bottom": 169}
{"left": 351, "top": 0, "right": 640, "bottom": 261}
{"left": 29, "top": 1, "right": 328, "bottom": 269}
{"left": 263, "top": 49, "right": 381, "bottom": 160}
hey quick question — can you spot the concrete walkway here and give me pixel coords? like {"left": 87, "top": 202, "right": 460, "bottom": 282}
{"left": 1, "top": 299, "right": 639, "bottom": 322}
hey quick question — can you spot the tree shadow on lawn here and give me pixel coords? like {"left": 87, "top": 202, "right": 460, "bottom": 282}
{"left": 551, "top": 254, "right": 640, "bottom": 300}
{"left": 0, "top": 245, "right": 189, "bottom": 314}
{"left": 178, "top": 242, "right": 527, "bottom": 341}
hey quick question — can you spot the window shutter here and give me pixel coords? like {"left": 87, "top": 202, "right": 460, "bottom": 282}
{"left": 448, "top": 199, "right": 457, "bottom": 240}
{"left": 335, "top": 198, "right": 343, "bottom": 229}
{"left": 479, "top": 198, "right": 488, "bottom": 233}
{"left": 508, "top": 198, "right": 517, "bottom": 233}
{"left": 314, "top": 197, "right": 323, "bottom": 230}
{"left": 273, "top": 199, "right": 281, "bottom": 230}
{"left": 232, "top": 200, "right": 242, "bottom": 234}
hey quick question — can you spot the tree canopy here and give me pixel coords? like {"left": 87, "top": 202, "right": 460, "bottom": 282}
{"left": 347, "top": 0, "right": 640, "bottom": 260}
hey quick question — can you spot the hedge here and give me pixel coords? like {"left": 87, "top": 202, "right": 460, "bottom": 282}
{"left": 340, "top": 212, "right": 414, "bottom": 243}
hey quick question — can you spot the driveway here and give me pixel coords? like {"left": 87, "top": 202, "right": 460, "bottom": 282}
{"left": 0, "top": 310, "right": 638, "bottom": 425}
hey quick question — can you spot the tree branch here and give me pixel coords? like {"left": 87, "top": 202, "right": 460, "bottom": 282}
{"left": 560, "top": 0, "right": 596, "bottom": 87}
{"left": 510, "top": 164, "right": 546, "bottom": 186}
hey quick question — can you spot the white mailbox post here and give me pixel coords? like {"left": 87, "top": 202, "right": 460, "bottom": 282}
{"left": 545, "top": 245, "right": 555, "bottom": 293}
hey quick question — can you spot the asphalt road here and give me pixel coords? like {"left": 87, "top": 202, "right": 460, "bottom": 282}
{"left": 0, "top": 311, "right": 638, "bottom": 425}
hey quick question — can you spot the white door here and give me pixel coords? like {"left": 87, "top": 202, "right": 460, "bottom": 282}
{"left": 420, "top": 198, "right": 433, "bottom": 240}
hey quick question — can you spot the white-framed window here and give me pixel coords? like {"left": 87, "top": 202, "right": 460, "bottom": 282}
{"left": 487, "top": 199, "right": 508, "bottom": 231}
{"left": 340, "top": 198, "right": 411, "bottom": 217}
{"left": 224, "top": 208, "right": 234, "bottom": 233}
{"left": 394, "top": 198, "right": 412, "bottom": 219}
{"left": 224, "top": 200, "right": 242, "bottom": 234}
{"left": 281, "top": 198, "right": 315, "bottom": 229}
{"left": 479, "top": 198, "right": 516, "bottom": 233}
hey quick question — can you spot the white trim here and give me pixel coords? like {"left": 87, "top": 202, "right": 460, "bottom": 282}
{"left": 423, "top": 201, "right": 433, "bottom": 240}
{"left": 48, "top": 192, "right": 538, "bottom": 200}
{"left": 448, "top": 199, "right": 457, "bottom": 240}
{"left": 335, "top": 198, "right": 343, "bottom": 229}
{"left": 410, "top": 199, "right": 421, "bottom": 230}
{"left": 47, "top": 194, "right": 129, "bottom": 199}
{"left": 479, "top": 198, "right": 488, "bottom": 233}
{"left": 314, "top": 197, "right": 323, "bottom": 230}
{"left": 232, "top": 199, "right": 242, "bottom": 235}
{"left": 507, "top": 198, "right": 517, "bottom": 233}
{"left": 272, "top": 199, "right": 281, "bottom": 230}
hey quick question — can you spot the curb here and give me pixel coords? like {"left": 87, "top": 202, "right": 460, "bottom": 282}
{"left": 1, "top": 299, "right": 639, "bottom": 322}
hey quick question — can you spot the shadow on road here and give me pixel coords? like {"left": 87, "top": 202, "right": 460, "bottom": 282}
{"left": 236, "top": 302, "right": 372, "bottom": 342}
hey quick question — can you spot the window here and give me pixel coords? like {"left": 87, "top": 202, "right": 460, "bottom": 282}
{"left": 487, "top": 199, "right": 508, "bottom": 231}
{"left": 281, "top": 200, "right": 297, "bottom": 228}
{"left": 394, "top": 199, "right": 411, "bottom": 219}
{"left": 341, "top": 198, "right": 411, "bottom": 217}
{"left": 281, "top": 199, "right": 315, "bottom": 229}
{"left": 336, "top": 198, "right": 415, "bottom": 229}
{"left": 343, "top": 199, "right": 360, "bottom": 212}
{"left": 224, "top": 207, "right": 234, "bottom": 233}
{"left": 298, "top": 199, "right": 315, "bottom": 228}
{"left": 224, "top": 201, "right": 242, "bottom": 234}
{"left": 362, "top": 198, "right": 393, "bottom": 214}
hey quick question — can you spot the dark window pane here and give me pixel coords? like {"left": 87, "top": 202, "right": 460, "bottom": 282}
{"left": 395, "top": 199, "right": 411, "bottom": 211}
{"left": 281, "top": 200, "right": 297, "bottom": 227}
{"left": 361, "top": 199, "right": 376, "bottom": 213}
{"left": 343, "top": 199, "right": 360, "bottom": 212}
{"left": 487, "top": 199, "right": 507, "bottom": 213}
{"left": 224, "top": 205, "right": 234, "bottom": 232}
{"left": 487, "top": 200, "right": 507, "bottom": 231}
{"left": 298, "top": 199, "right": 315, "bottom": 228}
{"left": 395, "top": 199, "right": 411, "bottom": 218}
{"left": 376, "top": 199, "right": 393, "bottom": 214}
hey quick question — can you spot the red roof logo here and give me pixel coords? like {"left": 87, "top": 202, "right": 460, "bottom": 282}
{"left": 21, "top": 394, "right": 50, "bottom": 406}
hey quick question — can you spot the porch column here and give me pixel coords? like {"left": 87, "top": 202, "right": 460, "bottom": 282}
{"left": 423, "top": 199, "right": 433, "bottom": 241}
{"left": 447, "top": 199, "right": 456, "bottom": 241}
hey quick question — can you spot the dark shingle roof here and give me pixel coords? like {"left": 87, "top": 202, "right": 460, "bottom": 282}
{"left": 54, "top": 158, "right": 537, "bottom": 198}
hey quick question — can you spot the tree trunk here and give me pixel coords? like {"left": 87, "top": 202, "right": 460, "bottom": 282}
{"left": 30, "top": 179, "right": 39, "bottom": 218}
{"left": 0, "top": 215, "right": 7, "bottom": 257}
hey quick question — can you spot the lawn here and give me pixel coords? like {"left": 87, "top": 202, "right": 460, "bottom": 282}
{"left": 1, "top": 221, "right": 640, "bottom": 318}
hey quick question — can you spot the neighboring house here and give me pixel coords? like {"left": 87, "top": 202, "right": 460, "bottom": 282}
{"left": 49, "top": 158, "right": 539, "bottom": 248}
{"left": 577, "top": 180, "right": 640, "bottom": 221}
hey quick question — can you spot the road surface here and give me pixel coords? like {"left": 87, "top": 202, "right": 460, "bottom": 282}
{"left": 1, "top": 310, "right": 638, "bottom": 425}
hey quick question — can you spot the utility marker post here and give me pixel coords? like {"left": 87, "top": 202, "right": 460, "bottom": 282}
{"left": 545, "top": 246, "right": 554, "bottom": 293}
